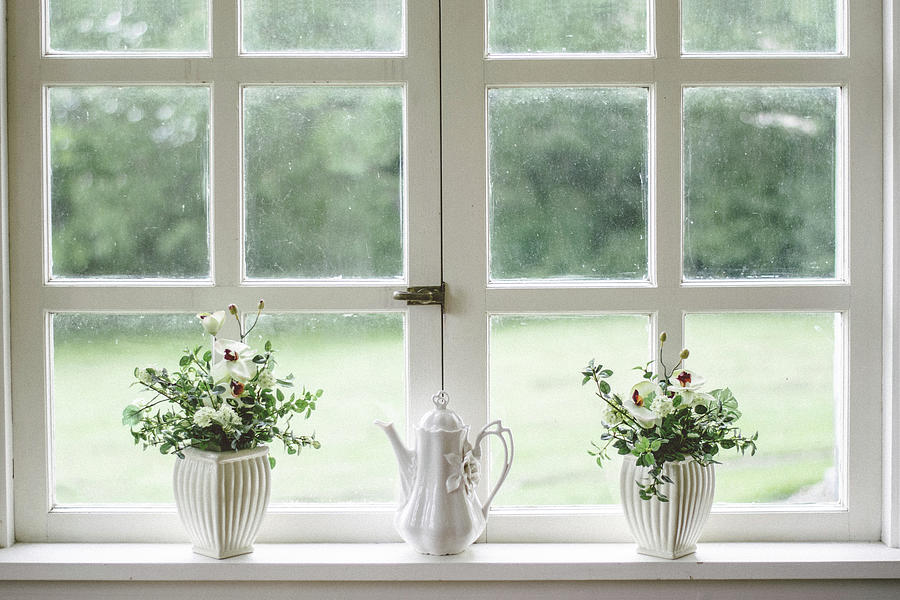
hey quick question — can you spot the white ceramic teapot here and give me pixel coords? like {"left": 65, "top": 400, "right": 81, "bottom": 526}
{"left": 375, "top": 391, "right": 514, "bottom": 555}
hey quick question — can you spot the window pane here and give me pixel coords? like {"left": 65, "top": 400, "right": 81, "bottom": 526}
{"left": 248, "top": 313, "right": 405, "bottom": 503}
{"left": 682, "top": 0, "right": 839, "bottom": 54}
{"left": 683, "top": 87, "right": 838, "bottom": 280}
{"left": 47, "top": 0, "right": 209, "bottom": 53}
{"left": 53, "top": 313, "right": 205, "bottom": 504}
{"left": 684, "top": 313, "right": 839, "bottom": 504}
{"left": 243, "top": 86, "right": 404, "bottom": 280}
{"left": 52, "top": 311, "right": 405, "bottom": 504}
{"left": 241, "top": 0, "right": 403, "bottom": 53}
{"left": 489, "top": 314, "right": 650, "bottom": 505}
{"left": 49, "top": 87, "right": 210, "bottom": 279}
{"left": 489, "top": 87, "right": 648, "bottom": 281}
{"left": 487, "top": 0, "right": 647, "bottom": 55}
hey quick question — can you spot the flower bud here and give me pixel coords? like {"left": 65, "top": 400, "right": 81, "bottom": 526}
{"left": 228, "top": 303, "right": 238, "bottom": 315}
{"left": 258, "top": 298, "right": 265, "bottom": 310}
{"left": 659, "top": 332, "right": 667, "bottom": 343}
{"left": 679, "top": 349, "right": 690, "bottom": 360}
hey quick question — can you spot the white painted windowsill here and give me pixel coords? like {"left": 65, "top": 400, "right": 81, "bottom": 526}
{"left": 0, "top": 542, "right": 899, "bottom": 582}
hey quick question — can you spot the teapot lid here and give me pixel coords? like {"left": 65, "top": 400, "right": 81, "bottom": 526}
{"left": 417, "top": 391, "right": 466, "bottom": 432}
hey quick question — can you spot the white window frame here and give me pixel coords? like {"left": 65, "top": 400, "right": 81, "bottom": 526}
{"left": 0, "top": 0, "right": 898, "bottom": 547}
{"left": 5, "top": 0, "right": 443, "bottom": 542}
{"left": 441, "top": 0, "right": 884, "bottom": 542}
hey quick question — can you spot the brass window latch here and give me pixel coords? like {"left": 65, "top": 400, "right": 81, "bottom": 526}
{"left": 393, "top": 282, "right": 445, "bottom": 308}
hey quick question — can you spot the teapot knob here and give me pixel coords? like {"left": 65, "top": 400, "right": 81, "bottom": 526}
{"left": 432, "top": 390, "right": 450, "bottom": 409}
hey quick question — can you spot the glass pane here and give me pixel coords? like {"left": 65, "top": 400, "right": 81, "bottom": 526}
{"left": 248, "top": 313, "right": 405, "bottom": 503}
{"left": 53, "top": 313, "right": 205, "bottom": 503}
{"left": 53, "top": 311, "right": 405, "bottom": 504}
{"left": 47, "top": 0, "right": 209, "bottom": 53}
{"left": 682, "top": 0, "right": 839, "bottom": 54}
{"left": 683, "top": 87, "right": 838, "bottom": 280}
{"left": 241, "top": 0, "right": 403, "bottom": 53}
{"left": 684, "top": 313, "right": 839, "bottom": 504}
{"left": 487, "top": 0, "right": 648, "bottom": 55}
{"left": 489, "top": 314, "right": 650, "bottom": 505}
{"left": 244, "top": 86, "right": 404, "bottom": 280}
{"left": 49, "top": 87, "right": 210, "bottom": 279}
{"left": 489, "top": 87, "right": 648, "bottom": 281}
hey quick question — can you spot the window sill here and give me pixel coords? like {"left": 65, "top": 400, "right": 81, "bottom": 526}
{"left": 0, "top": 542, "right": 898, "bottom": 582}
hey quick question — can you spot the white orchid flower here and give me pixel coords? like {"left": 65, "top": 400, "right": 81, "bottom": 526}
{"left": 626, "top": 381, "right": 662, "bottom": 429}
{"left": 670, "top": 369, "right": 706, "bottom": 392}
{"left": 211, "top": 338, "right": 256, "bottom": 384}
{"left": 197, "top": 310, "right": 226, "bottom": 336}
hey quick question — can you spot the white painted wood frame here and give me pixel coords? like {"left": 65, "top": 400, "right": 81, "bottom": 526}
{"left": 440, "top": 0, "right": 884, "bottom": 542}
{"left": 7, "top": 0, "right": 442, "bottom": 542}
{"left": 0, "top": 0, "right": 13, "bottom": 549}
{"left": 1, "top": 0, "right": 893, "bottom": 546}
{"left": 883, "top": 0, "right": 900, "bottom": 549}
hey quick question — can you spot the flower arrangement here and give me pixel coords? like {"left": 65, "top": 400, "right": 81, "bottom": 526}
{"left": 581, "top": 333, "right": 757, "bottom": 501}
{"left": 123, "top": 301, "right": 322, "bottom": 469}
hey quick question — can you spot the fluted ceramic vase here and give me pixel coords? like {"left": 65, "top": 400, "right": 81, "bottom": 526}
{"left": 173, "top": 446, "right": 271, "bottom": 559}
{"left": 620, "top": 455, "right": 715, "bottom": 559}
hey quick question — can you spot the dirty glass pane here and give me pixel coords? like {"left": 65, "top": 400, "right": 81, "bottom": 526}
{"left": 488, "top": 0, "right": 648, "bottom": 54}
{"left": 49, "top": 86, "right": 210, "bottom": 279}
{"left": 684, "top": 313, "right": 840, "bottom": 504}
{"left": 47, "top": 0, "right": 209, "bottom": 53}
{"left": 489, "top": 314, "right": 650, "bottom": 505}
{"left": 489, "top": 87, "right": 648, "bottom": 281}
{"left": 249, "top": 313, "right": 406, "bottom": 503}
{"left": 52, "top": 313, "right": 204, "bottom": 504}
{"left": 243, "top": 86, "right": 403, "bottom": 280}
{"left": 242, "top": 0, "right": 403, "bottom": 53}
{"left": 683, "top": 87, "right": 838, "bottom": 280}
{"left": 52, "top": 311, "right": 405, "bottom": 504}
{"left": 682, "top": 0, "right": 840, "bottom": 54}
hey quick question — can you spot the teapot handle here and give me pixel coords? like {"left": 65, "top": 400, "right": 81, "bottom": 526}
{"left": 473, "top": 420, "right": 514, "bottom": 519}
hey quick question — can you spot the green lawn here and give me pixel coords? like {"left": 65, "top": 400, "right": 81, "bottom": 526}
{"left": 53, "top": 312, "right": 837, "bottom": 506}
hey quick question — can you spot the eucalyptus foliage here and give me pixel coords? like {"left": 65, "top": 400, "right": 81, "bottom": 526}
{"left": 123, "top": 302, "right": 321, "bottom": 469}
{"left": 582, "top": 333, "right": 757, "bottom": 501}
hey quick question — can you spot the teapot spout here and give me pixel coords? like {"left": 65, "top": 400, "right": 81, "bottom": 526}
{"left": 374, "top": 420, "right": 415, "bottom": 497}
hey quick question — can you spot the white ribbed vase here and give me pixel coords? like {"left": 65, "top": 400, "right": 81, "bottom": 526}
{"left": 173, "top": 446, "right": 271, "bottom": 559}
{"left": 620, "top": 455, "right": 715, "bottom": 559}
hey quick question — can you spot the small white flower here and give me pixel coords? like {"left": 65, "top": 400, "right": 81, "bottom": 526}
{"left": 193, "top": 406, "right": 216, "bottom": 428}
{"left": 137, "top": 367, "right": 155, "bottom": 386}
{"left": 601, "top": 402, "right": 624, "bottom": 427}
{"left": 650, "top": 395, "right": 675, "bottom": 418}
{"left": 215, "top": 405, "right": 242, "bottom": 432}
{"left": 257, "top": 370, "right": 276, "bottom": 390}
{"left": 196, "top": 310, "right": 226, "bottom": 336}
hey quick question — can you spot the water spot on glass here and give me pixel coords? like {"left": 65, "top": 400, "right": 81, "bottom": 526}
{"left": 104, "top": 11, "right": 122, "bottom": 29}
{"left": 155, "top": 105, "right": 175, "bottom": 121}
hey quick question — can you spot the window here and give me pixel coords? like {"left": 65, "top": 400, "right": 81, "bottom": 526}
{"left": 4, "top": 0, "right": 887, "bottom": 544}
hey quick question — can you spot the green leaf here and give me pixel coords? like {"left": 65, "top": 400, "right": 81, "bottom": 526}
{"left": 598, "top": 369, "right": 613, "bottom": 378}
{"left": 122, "top": 404, "right": 144, "bottom": 426}
{"left": 268, "top": 456, "right": 276, "bottom": 469}
{"left": 179, "top": 355, "right": 191, "bottom": 367}
{"left": 203, "top": 350, "right": 212, "bottom": 363}
{"left": 598, "top": 380, "right": 610, "bottom": 394}
{"left": 265, "top": 340, "right": 273, "bottom": 352}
